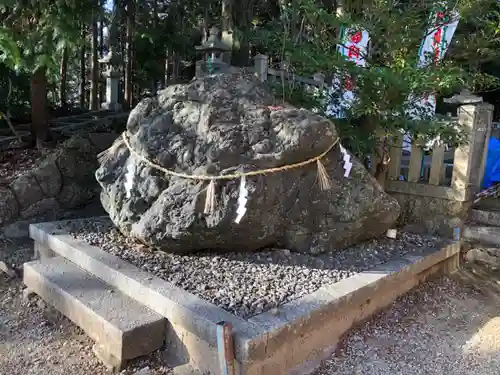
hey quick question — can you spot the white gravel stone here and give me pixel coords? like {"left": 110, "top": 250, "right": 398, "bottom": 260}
{"left": 66, "top": 217, "right": 443, "bottom": 318}
{"left": 133, "top": 367, "right": 151, "bottom": 375}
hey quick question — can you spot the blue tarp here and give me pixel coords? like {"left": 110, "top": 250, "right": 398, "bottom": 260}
{"left": 483, "top": 137, "right": 500, "bottom": 188}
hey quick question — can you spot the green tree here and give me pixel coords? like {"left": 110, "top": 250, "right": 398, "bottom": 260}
{"left": 0, "top": 0, "right": 100, "bottom": 147}
{"left": 252, "top": 0, "right": 500, "bottom": 172}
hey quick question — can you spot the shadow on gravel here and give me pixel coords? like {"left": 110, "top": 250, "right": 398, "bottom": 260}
{"left": 312, "top": 272, "right": 500, "bottom": 375}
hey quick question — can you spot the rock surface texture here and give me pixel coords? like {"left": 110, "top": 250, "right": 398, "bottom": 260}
{"left": 0, "top": 134, "right": 114, "bottom": 228}
{"left": 96, "top": 70, "right": 400, "bottom": 254}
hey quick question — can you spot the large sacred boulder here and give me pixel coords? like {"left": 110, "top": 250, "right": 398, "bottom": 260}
{"left": 96, "top": 70, "right": 400, "bottom": 254}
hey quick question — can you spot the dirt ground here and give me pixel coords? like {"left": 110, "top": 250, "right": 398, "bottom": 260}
{"left": 0, "top": 231, "right": 172, "bottom": 375}
{"left": 2, "top": 243, "right": 500, "bottom": 375}
{"left": 314, "top": 265, "right": 500, "bottom": 375}
{"left": 0, "top": 274, "right": 173, "bottom": 375}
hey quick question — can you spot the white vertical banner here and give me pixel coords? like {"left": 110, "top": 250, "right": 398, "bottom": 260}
{"left": 327, "top": 27, "right": 370, "bottom": 118}
{"left": 407, "top": 7, "right": 460, "bottom": 121}
{"left": 404, "top": 6, "right": 460, "bottom": 152}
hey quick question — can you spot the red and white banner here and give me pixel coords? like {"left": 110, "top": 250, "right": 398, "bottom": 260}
{"left": 327, "top": 27, "right": 370, "bottom": 118}
{"left": 327, "top": 5, "right": 459, "bottom": 127}
{"left": 407, "top": 7, "right": 460, "bottom": 120}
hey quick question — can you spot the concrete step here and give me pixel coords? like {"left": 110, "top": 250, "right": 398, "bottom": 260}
{"left": 23, "top": 256, "right": 166, "bottom": 370}
{"left": 474, "top": 197, "right": 500, "bottom": 211}
{"left": 463, "top": 225, "right": 500, "bottom": 247}
{"left": 470, "top": 209, "right": 500, "bottom": 227}
{"left": 465, "top": 246, "right": 500, "bottom": 268}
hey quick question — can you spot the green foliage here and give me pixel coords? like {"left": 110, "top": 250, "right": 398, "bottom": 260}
{"left": 0, "top": 27, "right": 21, "bottom": 71}
{"left": 252, "top": 0, "right": 500, "bottom": 157}
{"left": 1, "top": 1, "right": 99, "bottom": 73}
{"left": 132, "top": 0, "right": 204, "bottom": 90}
{"left": 2, "top": 0, "right": 500, "bottom": 156}
{"left": 0, "top": 27, "right": 29, "bottom": 126}
{"left": 0, "top": 0, "right": 102, "bottom": 133}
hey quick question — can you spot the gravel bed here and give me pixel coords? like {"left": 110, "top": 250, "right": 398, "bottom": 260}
{"left": 0, "top": 236, "right": 33, "bottom": 275}
{"left": 65, "top": 217, "right": 445, "bottom": 319}
{"left": 313, "top": 276, "right": 500, "bottom": 375}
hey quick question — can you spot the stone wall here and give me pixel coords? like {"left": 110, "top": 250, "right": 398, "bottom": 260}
{"left": 390, "top": 193, "right": 471, "bottom": 236}
{"left": 0, "top": 133, "right": 116, "bottom": 228}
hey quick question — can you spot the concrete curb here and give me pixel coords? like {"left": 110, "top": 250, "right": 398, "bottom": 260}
{"left": 29, "top": 220, "right": 460, "bottom": 375}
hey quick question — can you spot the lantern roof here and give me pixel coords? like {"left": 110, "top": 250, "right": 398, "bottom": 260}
{"left": 196, "top": 27, "right": 231, "bottom": 52}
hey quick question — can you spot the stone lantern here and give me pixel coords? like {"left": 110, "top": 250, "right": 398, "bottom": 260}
{"left": 444, "top": 89, "right": 483, "bottom": 106}
{"left": 195, "top": 27, "right": 231, "bottom": 77}
{"left": 443, "top": 89, "right": 483, "bottom": 118}
{"left": 98, "top": 2, "right": 123, "bottom": 112}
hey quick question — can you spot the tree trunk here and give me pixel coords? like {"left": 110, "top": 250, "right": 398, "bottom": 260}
{"left": 80, "top": 29, "right": 86, "bottom": 109}
{"left": 90, "top": 11, "right": 99, "bottom": 110}
{"left": 30, "top": 67, "right": 51, "bottom": 147}
{"left": 374, "top": 142, "right": 389, "bottom": 188}
{"left": 4, "top": 75, "right": 22, "bottom": 142}
{"left": 125, "top": 0, "right": 135, "bottom": 108}
{"left": 171, "top": 52, "right": 180, "bottom": 83}
{"left": 231, "top": 0, "right": 253, "bottom": 66}
{"left": 221, "top": 0, "right": 232, "bottom": 63}
{"left": 152, "top": 0, "right": 159, "bottom": 95}
{"left": 322, "top": 0, "right": 335, "bottom": 11}
{"left": 203, "top": 0, "right": 211, "bottom": 42}
{"left": 99, "top": 0, "right": 105, "bottom": 103}
{"left": 163, "top": 50, "right": 169, "bottom": 87}
{"left": 59, "top": 44, "right": 68, "bottom": 109}
{"left": 121, "top": 13, "right": 126, "bottom": 104}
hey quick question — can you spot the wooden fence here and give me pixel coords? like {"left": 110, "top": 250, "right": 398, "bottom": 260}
{"left": 381, "top": 103, "right": 493, "bottom": 202}
{"left": 252, "top": 54, "right": 494, "bottom": 203}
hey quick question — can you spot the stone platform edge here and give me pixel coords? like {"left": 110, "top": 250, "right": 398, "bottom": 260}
{"left": 29, "top": 220, "right": 460, "bottom": 375}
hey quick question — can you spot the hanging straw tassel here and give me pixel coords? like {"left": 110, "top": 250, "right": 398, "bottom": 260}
{"left": 204, "top": 180, "right": 217, "bottom": 214}
{"left": 97, "top": 138, "right": 125, "bottom": 164}
{"left": 316, "top": 159, "right": 331, "bottom": 190}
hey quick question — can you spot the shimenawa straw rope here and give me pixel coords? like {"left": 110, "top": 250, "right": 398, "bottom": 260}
{"left": 101, "top": 132, "right": 341, "bottom": 214}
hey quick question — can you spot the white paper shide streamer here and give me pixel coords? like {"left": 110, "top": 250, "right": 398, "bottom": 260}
{"left": 234, "top": 175, "right": 249, "bottom": 224}
{"left": 340, "top": 144, "right": 353, "bottom": 177}
{"left": 124, "top": 156, "right": 136, "bottom": 199}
